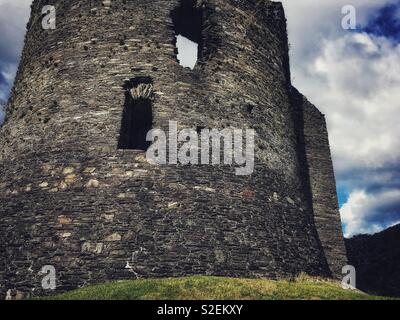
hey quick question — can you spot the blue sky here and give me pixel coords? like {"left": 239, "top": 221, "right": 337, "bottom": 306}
{"left": 0, "top": 0, "right": 399, "bottom": 237}
{"left": 363, "top": 2, "right": 400, "bottom": 41}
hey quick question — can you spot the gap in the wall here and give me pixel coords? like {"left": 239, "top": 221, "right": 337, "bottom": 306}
{"left": 171, "top": 0, "right": 203, "bottom": 70}
{"left": 176, "top": 34, "right": 198, "bottom": 69}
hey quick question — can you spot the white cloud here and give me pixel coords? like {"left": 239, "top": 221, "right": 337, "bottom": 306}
{"left": 341, "top": 189, "right": 400, "bottom": 237}
{"left": 280, "top": 1, "right": 400, "bottom": 174}
{"left": 0, "top": 0, "right": 32, "bottom": 126}
{"left": 301, "top": 33, "right": 400, "bottom": 173}
{"left": 0, "top": 0, "right": 31, "bottom": 63}
{"left": 280, "top": 0, "right": 396, "bottom": 65}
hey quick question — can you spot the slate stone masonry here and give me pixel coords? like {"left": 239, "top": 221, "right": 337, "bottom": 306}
{"left": 0, "top": 0, "right": 347, "bottom": 298}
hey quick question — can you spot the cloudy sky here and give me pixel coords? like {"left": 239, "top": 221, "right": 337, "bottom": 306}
{"left": 0, "top": 0, "right": 399, "bottom": 237}
{"left": 280, "top": 0, "right": 400, "bottom": 237}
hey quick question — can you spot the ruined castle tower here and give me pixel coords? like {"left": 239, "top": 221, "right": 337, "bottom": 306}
{"left": 0, "top": 0, "right": 347, "bottom": 297}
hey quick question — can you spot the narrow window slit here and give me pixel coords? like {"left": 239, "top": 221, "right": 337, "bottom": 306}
{"left": 118, "top": 77, "right": 153, "bottom": 151}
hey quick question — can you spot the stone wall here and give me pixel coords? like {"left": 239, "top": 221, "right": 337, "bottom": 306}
{"left": 291, "top": 87, "right": 347, "bottom": 277}
{"left": 0, "top": 0, "right": 345, "bottom": 298}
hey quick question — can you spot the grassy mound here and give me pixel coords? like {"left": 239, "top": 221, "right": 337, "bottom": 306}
{"left": 45, "top": 275, "right": 392, "bottom": 300}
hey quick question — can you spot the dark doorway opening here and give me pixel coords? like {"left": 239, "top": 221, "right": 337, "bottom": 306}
{"left": 118, "top": 77, "right": 153, "bottom": 151}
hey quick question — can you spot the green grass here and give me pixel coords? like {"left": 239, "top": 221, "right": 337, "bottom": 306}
{"left": 43, "top": 275, "right": 393, "bottom": 300}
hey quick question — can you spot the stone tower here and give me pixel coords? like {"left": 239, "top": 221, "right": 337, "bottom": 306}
{"left": 0, "top": 0, "right": 347, "bottom": 297}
